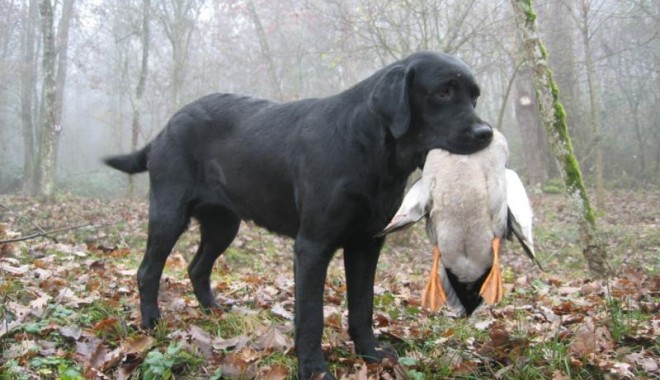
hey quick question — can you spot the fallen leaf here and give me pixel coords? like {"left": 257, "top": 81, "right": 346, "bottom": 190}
{"left": 0, "top": 261, "right": 29, "bottom": 275}
{"left": 219, "top": 353, "right": 256, "bottom": 379}
{"left": 59, "top": 326, "right": 82, "bottom": 340}
{"left": 91, "top": 317, "right": 119, "bottom": 335}
{"left": 212, "top": 334, "right": 251, "bottom": 351}
{"left": 354, "top": 361, "right": 368, "bottom": 380}
{"left": 29, "top": 292, "right": 51, "bottom": 310}
{"left": 259, "top": 363, "right": 289, "bottom": 380}
{"left": 271, "top": 302, "right": 294, "bottom": 320}
{"left": 121, "top": 334, "right": 154, "bottom": 355}
{"left": 552, "top": 369, "right": 570, "bottom": 380}
{"left": 568, "top": 318, "right": 613, "bottom": 358}
{"left": 254, "top": 325, "right": 292, "bottom": 352}
{"left": 187, "top": 325, "right": 213, "bottom": 357}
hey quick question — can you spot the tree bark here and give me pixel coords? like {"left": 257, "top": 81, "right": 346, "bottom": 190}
{"left": 51, "top": 0, "right": 75, "bottom": 171}
{"left": 510, "top": 0, "right": 610, "bottom": 277}
{"left": 579, "top": 0, "right": 605, "bottom": 209}
{"left": 129, "top": 0, "right": 151, "bottom": 197}
{"left": 514, "top": 64, "right": 549, "bottom": 185}
{"left": 36, "top": 0, "right": 58, "bottom": 198}
{"left": 21, "top": 0, "right": 39, "bottom": 195}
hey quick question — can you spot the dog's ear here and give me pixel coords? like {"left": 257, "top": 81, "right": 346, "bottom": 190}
{"left": 368, "top": 65, "right": 414, "bottom": 139}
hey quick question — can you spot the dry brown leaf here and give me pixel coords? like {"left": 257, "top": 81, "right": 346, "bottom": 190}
{"left": 259, "top": 363, "right": 289, "bottom": 380}
{"left": 83, "top": 340, "right": 115, "bottom": 377}
{"left": 552, "top": 369, "right": 570, "bottom": 380}
{"left": 212, "top": 334, "right": 251, "bottom": 351}
{"left": 254, "top": 325, "right": 292, "bottom": 352}
{"left": 271, "top": 302, "right": 294, "bottom": 320}
{"left": 220, "top": 353, "right": 256, "bottom": 379}
{"left": 354, "top": 361, "right": 368, "bottom": 380}
{"left": 91, "top": 317, "right": 119, "bottom": 335}
{"left": 120, "top": 334, "right": 154, "bottom": 355}
{"left": 187, "top": 325, "right": 213, "bottom": 357}
{"left": 568, "top": 318, "right": 613, "bottom": 358}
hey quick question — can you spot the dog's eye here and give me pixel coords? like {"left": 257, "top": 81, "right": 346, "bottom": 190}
{"left": 436, "top": 87, "right": 451, "bottom": 100}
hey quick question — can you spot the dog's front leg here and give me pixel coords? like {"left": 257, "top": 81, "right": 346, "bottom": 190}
{"left": 344, "top": 237, "right": 397, "bottom": 362}
{"left": 294, "top": 236, "right": 336, "bottom": 380}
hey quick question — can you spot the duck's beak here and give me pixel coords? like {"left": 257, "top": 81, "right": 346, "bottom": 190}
{"left": 479, "top": 237, "right": 504, "bottom": 304}
{"left": 422, "top": 245, "right": 446, "bottom": 311}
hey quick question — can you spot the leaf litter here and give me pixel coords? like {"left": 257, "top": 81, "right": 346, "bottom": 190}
{"left": 0, "top": 190, "right": 658, "bottom": 379}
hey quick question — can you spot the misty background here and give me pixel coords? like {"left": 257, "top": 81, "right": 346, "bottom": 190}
{"left": 0, "top": 0, "right": 657, "bottom": 199}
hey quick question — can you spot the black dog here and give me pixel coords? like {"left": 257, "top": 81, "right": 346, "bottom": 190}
{"left": 104, "top": 51, "right": 492, "bottom": 379}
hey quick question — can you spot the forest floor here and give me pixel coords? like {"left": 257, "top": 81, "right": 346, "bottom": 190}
{"left": 0, "top": 188, "right": 658, "bottom": 379}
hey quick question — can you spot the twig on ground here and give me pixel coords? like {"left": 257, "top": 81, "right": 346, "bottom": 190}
{"left": 0, "top": 223, "right": 103, "bottom": 244}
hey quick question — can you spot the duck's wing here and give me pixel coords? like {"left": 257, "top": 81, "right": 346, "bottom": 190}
{"left": 377, "top": 177, "right": 431, "bottom": 236}
{"left": 505, "top": 169, "right": 543, "bottom": 270}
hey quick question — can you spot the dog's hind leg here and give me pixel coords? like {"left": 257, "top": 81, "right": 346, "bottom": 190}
{"left": 343, "top": 237, "right": 395, "bottom": 362}
{"left": 138, "top": 189, "right": 190, "bottom": 329}
{"left": 188, "top": 207, "right": 240, "bottom": 310}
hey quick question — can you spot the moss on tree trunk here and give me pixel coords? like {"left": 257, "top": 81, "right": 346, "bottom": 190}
{"left": 511, "top": 0, "right": 610, "bottom": 276}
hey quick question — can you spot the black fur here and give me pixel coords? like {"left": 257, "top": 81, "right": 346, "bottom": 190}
{"left": 104, "top": 51, "right": 492, "bottom": 379}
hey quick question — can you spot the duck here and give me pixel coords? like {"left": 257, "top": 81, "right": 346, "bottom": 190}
{"left": 380, "top": 129, "right": 541, "bottom": 315}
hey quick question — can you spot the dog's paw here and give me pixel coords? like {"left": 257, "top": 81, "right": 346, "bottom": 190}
{"left": 309, "top": 371, "right": 336, "bottom": 380}
{"left": 140, "top": 308, "right": 161, "bottom": 330}
{"left": 359, "top": 342, "right": 399, "bottom": 364}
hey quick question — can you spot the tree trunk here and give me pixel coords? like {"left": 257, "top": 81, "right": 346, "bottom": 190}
{"left": 51, "top": 0, "right": 75, "bottom": 171}
{"left": 21, "top": 0, "right": 39, "bottom": 195}
{"left": 36, "top": 0, "right": 57, "bottom": 198}
{"left": 510, "top": 0, "right": 610, "bottom": 277}
{"left": 514, "top": 64, "right": 549, "bottom": 185}
{"left": 579, "top": 0, "right": 604, "bottom": 209}
{"left": 129, "top": 0, "right": 151, "bottom": 197}
{"left": 247, "top": 0, "right": 283, "bottom": 100}
{"left": 156, "top": 0, "right": 202, "bottom": 112}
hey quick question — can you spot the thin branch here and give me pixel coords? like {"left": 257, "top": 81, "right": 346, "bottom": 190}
{"left": 0, "top": 223, "right": 101, "bottom": 244}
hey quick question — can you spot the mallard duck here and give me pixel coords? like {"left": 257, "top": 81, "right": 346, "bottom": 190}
{"left": 380, "top": 130, "right": 541, "bottom": 315}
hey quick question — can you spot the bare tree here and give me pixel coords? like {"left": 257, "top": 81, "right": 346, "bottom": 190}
{"left": 514, "top": 65, "right": 548, "bottom": 185}
{"left": 154, "top": 0, "right": 204, "bottom": 111}
{"left": 35, "top": 0, "right": 57, "bottom": 197}
{"left": 574, "top": 0, "right": 606, "bottom": 209}
{"left": 21, "top": 0, "right": 39, "bottom": 194}
{"left": 247, "top": 0, "right": 283, "bottom": 100}
{"left": 511, "top": 0, "right": 610, "bottom": 276}
{"left": 34, "top": 0, "right": 75, "bottom": 198}
{"left": 51, "top": 0, "right": 75, "bottom": 171}
{"left": 129, "top": 0, "right": 151, "bottom": 196}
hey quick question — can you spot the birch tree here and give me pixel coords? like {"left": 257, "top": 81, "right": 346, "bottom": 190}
{"left": 510, "top": 0, "right": 610, "bottom": 276}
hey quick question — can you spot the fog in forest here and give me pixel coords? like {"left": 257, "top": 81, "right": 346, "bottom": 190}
{"left": 0, "top": 0, "right": 657, "bottom": 198}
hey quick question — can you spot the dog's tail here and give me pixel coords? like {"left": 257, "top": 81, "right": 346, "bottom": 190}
{"left": 103, "top": 144, "right": 150, "bottom": 174}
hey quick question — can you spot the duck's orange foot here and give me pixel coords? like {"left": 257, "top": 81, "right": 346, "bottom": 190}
{"left": 422, "top": 246, "right": 447, "bottom": 312}
{"left": 479, "top": 238, "right": 504, "bottom": 305}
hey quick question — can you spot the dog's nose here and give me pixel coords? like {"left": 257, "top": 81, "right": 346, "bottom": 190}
{"left": 472, "top": 124, "right": 493, "bottom": 142}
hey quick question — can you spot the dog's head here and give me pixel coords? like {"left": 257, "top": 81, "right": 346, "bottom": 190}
{"left": 369, "top": 51, "right": 492, "bottom": 158}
